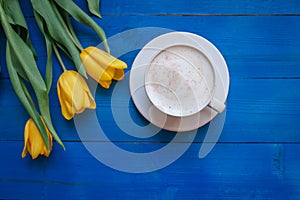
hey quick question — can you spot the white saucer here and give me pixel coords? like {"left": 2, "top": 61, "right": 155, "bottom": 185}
{"left": 129, "top": 32, "right": 229, "bottom": 132}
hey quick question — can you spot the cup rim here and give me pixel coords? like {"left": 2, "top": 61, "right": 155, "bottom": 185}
{"left": 144, "top": 44, "right": 217, "bottom": 117}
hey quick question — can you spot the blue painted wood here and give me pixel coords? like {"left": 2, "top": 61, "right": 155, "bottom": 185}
{"left": 1, "top": 16, "right": 300, "bottom": 79}
{"left": 0, "top": 142, "right": 299, "bottom": 199}
{"left": 0, "top": 0, "right": 300, "bottom": 199}
{"left": 1, "top": 78, "right": 300, "bottom": 142}
{"left": 19, "top": 0, "right": 300, "bottom": 16}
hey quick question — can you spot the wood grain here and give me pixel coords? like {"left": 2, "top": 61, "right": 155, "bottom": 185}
{"left": 19, "top": 0, "right": 300, "bottom": 16}
{"left": 0, "top": 141, "right": 299, "bottom": 199}
{"left": 0, "top": 0, "right": 299, "bottom": 199}
{"left": 1, "top": 78, "right": 300, "bottom": 143}
{"left": 1, "top": 16, "right": 299, "bottom": 79}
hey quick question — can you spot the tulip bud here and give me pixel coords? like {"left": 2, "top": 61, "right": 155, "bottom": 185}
{"left": 57, "top": 70, "right": 96, "bottom": 120}
{"left": 80, "top": 47, "right": 127, "bottom": 88}
{"left": 22, "top": 118, "right": 52, "bottom": 159}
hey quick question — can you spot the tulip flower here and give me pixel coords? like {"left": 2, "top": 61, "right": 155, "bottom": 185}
{"left": 80, "top": 47, "right": 127, "bottom": 88}
{"left": 57, "top": 70, "right": 96, "bottom": 120}
{"left": 22, "top": 118, "right": 52, "bottom": 159}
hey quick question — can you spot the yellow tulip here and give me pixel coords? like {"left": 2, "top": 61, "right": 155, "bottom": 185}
{"left": 22, "top": 118, "right": 52, "bottom": 159}
{"left": 80, "top": 46, "right": 127, "bottom": 88}
{"left": 57, "top": 70, "right": 96, "bottom": 120}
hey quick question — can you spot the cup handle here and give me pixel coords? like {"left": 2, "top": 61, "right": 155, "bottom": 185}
{"left": 208, "top": 97, "right": 225, "bottom": 113}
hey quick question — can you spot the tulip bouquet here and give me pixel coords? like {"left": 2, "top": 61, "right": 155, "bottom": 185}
{"left": 0, "top": 0, "right": 127, "bottom": 159}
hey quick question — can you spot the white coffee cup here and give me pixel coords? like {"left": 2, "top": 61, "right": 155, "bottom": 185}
{"left": 145, "top": 45, "right": 225, "bottom": 117}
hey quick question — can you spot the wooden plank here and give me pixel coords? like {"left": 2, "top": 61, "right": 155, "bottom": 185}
{"left": 19, "top": 0, "right": 300, "bottom": 17}
{"left": 0, "top": 78, "right": 299, "bottom": 142}
{"left": 1, "top": 1, "right": 298, "bottom": 199}
{"left": 0, "top": 141, "right": 299, "bottom": 199}
{"left": 97, "top": 0, "right": 300, "bottom": 15}
{"left": 0, "top": 16, "right": 299, "bottom": 79}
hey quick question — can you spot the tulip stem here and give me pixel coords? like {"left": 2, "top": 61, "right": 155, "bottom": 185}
{"left": 51, "top": 2, "right": 83, "bottom": 51}
{"left": 53, "top": 44, "right": 67, "bottom": 72}
{"left": 68, "top": 31, "right": 83, "bottom": 51}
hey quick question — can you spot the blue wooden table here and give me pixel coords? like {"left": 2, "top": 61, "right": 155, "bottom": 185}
{"left": 1, "top": 0, "right": 300, "bottom": 199}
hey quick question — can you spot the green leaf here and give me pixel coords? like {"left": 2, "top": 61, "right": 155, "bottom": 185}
{"left": 8, "top": 45, "right": 29, "bottom": 82}
{"left": 87, "top": 0, "right": 101, "bottom": 18}
{"left": 58, "top": 5, "right": 82, "bottom": 49}
{"left": 1, "top": 0, "right": 33, "bottom": 81}
{"left": 44, "top": 34, "right": 53, "bottom": 94}
{"left": 31, "top": 0, "right": 87, "bottom": 78}
{"left": 0, "top": 8, "right": 43, "bottom": 92}
{"left": 2, "top": 0, "right": 37, "bottom": 59}
{"left": 33, "top": 11, "right": 53, "bottom": 93}
{"left": 54, "top": 0, "right": 110, "bottom": 53}
{"left": 6, "top": 44, "right": 50, "bottom": 150}
{"left": 0, "top": 4, "right": 65, "bottom": 150}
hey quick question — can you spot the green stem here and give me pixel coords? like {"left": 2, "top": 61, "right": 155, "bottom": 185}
{"left": 54, "top": 0, "right": 110, "bottom": 53}
{"left": 53, "top": 44, "right": 67, "bottom": 72}
{"left": 52, "top": 1, "right": 83, "bottom": 51}
{"left": 20, "top": 80, "right": 36, "bottom": 109}
{"left": 68, "top": 29, "right": 83, "bottom": 51}
{"left": 0, "top": 4, "right": 51, "bottom": 150}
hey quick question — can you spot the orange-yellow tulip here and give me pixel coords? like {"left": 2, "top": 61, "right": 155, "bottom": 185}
{"left": 80, "top": 46, "right": 127, "bottom": 88}
{"left": 57, "top": 70, "right": 96, "bottom": 120}
{"left": 22, "top": 118, "right": 52, "bottom": 159}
